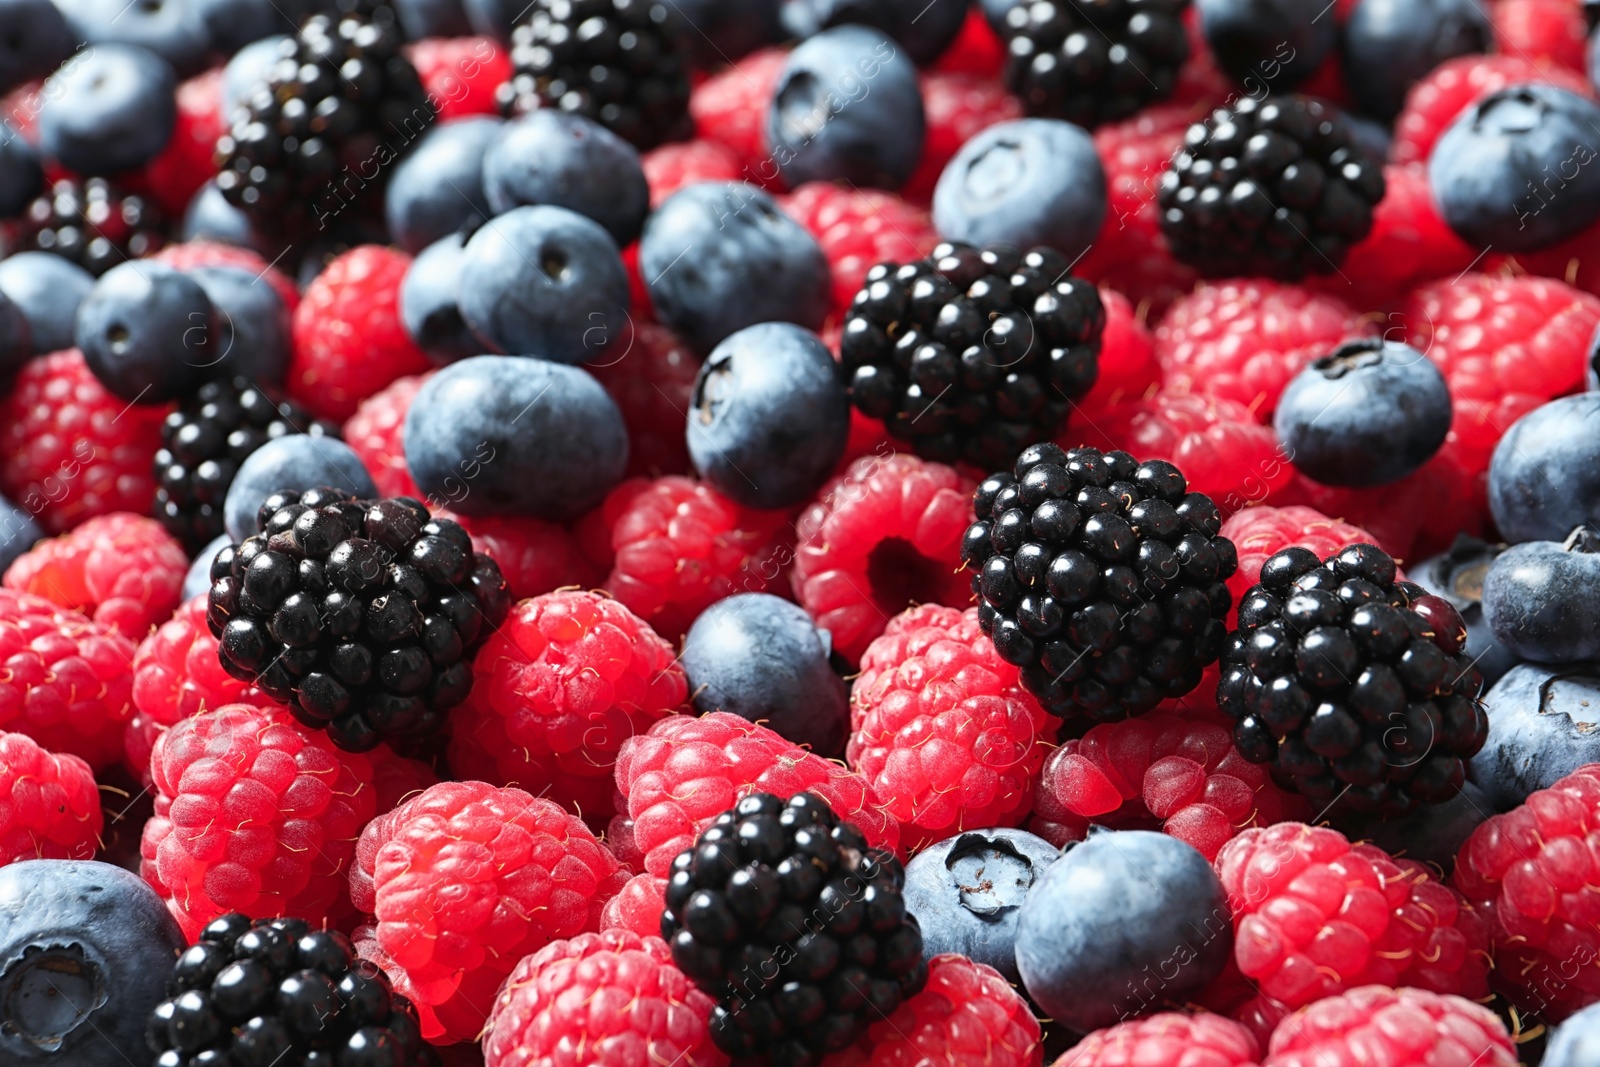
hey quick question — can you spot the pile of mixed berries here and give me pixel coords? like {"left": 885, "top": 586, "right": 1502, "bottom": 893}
{"left": 10, "top": 0, "right": 1600, "bottom": 1065}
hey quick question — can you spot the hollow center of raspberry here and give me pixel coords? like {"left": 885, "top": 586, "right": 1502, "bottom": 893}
{"left": 944, "top": 833, "right": 1041, "bottom": 918}
{"left": 866, "top": 538, "right": 949, "bottom": 619}
{"left": 0, "top": 943, "right": 108, "bottom": 1052}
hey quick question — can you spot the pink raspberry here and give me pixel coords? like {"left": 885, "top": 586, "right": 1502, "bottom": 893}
{"left": 1078, "top": 288, "right": 1160, "bottom": 415}
{"left": 589, "top": 321, "right": 699, "bottom": 479}
{"left": 1217, "top": 505, "right": 1382, "bottom": 620}
{"left": 1274, "top": 456, "right": 1482, "bottom": 563}
{"left": 599, "top": 872, "right": 668, "bottom": 938}
{"left": 902, "top": 71, "right": 1023, "bottom": 205}
{"left": 1051, "top": 1012, "right": 1260, "bottom": 1067}
{"left": 0, "top": 729, "right": 101, "bottom": 864}
{"left": 1391, "top": 54, "right": 1592, "bottom": 168}
{"left": 930, "top": 6, "right": 1006, "bottom": 77}
{"left": 4, "top": 512, "right": 186, "bottom": 638}
{"left": 641, "top": 139, "right": 743, "bottom": 207}
{"left": 448, "top": 512, "right": 599, "bottom": 603}
{"left": 689, "top": 47, "right": 786, "bottom": 179}
{"left": 406, "top": 36, "right": 510, "bottom": 121}
{"left": 1493, "top": 0, "right": 1589, "bottom": 76}
{"left": 134, "top": 67, "right": 224, "bottom": 218}
{"left": 1259, "top": 986, "right": 1516, "bottom": 1067}
{"left": 342, "top": 372, "right": 430, "bottom": 499}
{"left": 779, "top": 182, "right": 939, "bottom": 318}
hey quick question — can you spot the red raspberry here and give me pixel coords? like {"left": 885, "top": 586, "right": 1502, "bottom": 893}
{"left": 930, "top": 7, "right": 1007, "bottom": 77}
{"left": 1259, "top": 986, "right": 1516, "bottom": 1067}
{"left": 289, "top": 246, "right": 432, "bottom": 422}
{"left": 779, "top": 182, "right": 940, "bottom": 318}
{"left": 1274, "top": 454, "right": 1482, "bottom": 562}
{"left": 350, "top": 780, "right": 629, "bottom": 1043}
{"left": 447, "top": 590, "right": 687, "bottom": 826}
{"left": 641, "top": 139, "right": 743, "bottom": 208}
{"left": 589, "top": 321, "right": 699, "bottom": 478}
{"left": 0, "top": 730, "right": 102, "bottom": 864}
{"left": 689, "top": 47, "right": 787, "bottom": 179}
{"left": 482, "top": 931, "right": 721, "bottom": 1067}
{"left": 4, "top": 512, "right": 186, "bottom": 638}
{"left": 1218, "top": 505, "right": 1382, "bottom": 620}
{"left": 151, "top": 240, "right": 299, "bottom": 316}
{"left": 1078, "top": 288, "right": 1160, "bottom": 414}
{"left": 0, "top": 349, "right": 170, "bottom": 535}
{"left": 823, "top": 955, "right": 1040, "bottom": 1067}
{"left": 368, "top": 744, "right": 437, "bottom": 817}
{"left": 448, "top": 513, "right": 599, "bottom": 602}
{"left": 577, "top": 475, "right": 791, "bottom": 642}
{"left": 791, "top": 453, "right": 975, "bottom": 664}
{"left": 0, "top": 587, "right": 136, "bottom": 773}
{"left": 902, "top": 71, "right": 1023, "bottom": 205}
{"left": 1453, "top": 763, "right": 1600, "bottom": 1020}
{"left": 406, "top": 37, "right": 511, "bottom": 121}
{"left": 615, "top": 711, "right": 900, "bottom": 878}
{"left": 342, "top": 371, "right": 429, "bottom": 499}
{"left": 1391, "top": 54, "right": 1592, "bottom": 168}
{"left": 1049, "top": 1012, "right": 1260, "bottom": 1067}
{"left": 134, "top": 66, "right": 224, "bottom": 218}
{"left": 599, "top": 872, "right": 668, "bottom": 938}
{"left": 1494, "top": 0, "right": 1589, "bottom": 76}
{"left": 851, "top": 604, "right": 1057, "bottom": 851}
{"left": 1155, "top": 281, "right": 1369, "bottom": 421}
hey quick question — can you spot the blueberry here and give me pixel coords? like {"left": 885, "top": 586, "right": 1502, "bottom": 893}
{"left": 0, "top": 251, "right": 93, "bottom": 354}
{"left": 1430, "top": 84, "right": 1600, "bottom": 253}
{"left": 902, "top": 827, "right": 1061, "bottom": 984}
{"left": 0, "top": 490, "right": 41, "bottom": 572}
{"left": 457, "top": 205, "right": 630, "bottom": 365}
{"left": 688, "top": 322, "right": 849, "bottom": 510}
{"left": 1273, "top": 338, "right": 1452, "bottom": 488}
{"left": 401, "top": 233, "right": 479, "bottom": 365}
{"left": 1488, "top": 393, "right": 1600, "bottom": 544}
{"left": 462, "top": 0, "right": 516, "bottom": 37}
{"left": 220, "top": 34, "right": 289, "bottom": 118}
{"left": 1483, "top": 526, "right": 1600, "bottom": 664}
{"left": 404, "top": 355, "right": 628, "bottom": 520}
{"left": 54, "top": 0, "right": 212, "bottom": 77}
{"left": 75, "top": 260, "right": 216, "bottom": 403}
{"left": 184, "top": 533, "right": 230, "bottom": 600}
{"left": 37, "top": 44, "right": 177, "bottom": 176}
{"left": 1342, "top": 108, "right": 1394, "bottom": 162}
{"left": 0, "top": 287, "right": 32, "bottom": 379}
{"left": 1341, "top": 0, "right": 1489, "bottom": 121}
{"left": 1015, "top": 829, "right": 1231, "bottom": 1034}
{"left": 0, "top": 860, "right": 185, "bottom": 1067}
{"left": 767, "top": 25, "right": 926, "bottom": 190}
{"left": 385, "top": 116, "right": 501, "bottom": 255}
{"left": 180, "top": 180, "right": 267, "bottom": 253}
{"left": 1326, "top": 780, "right": 1490, "bottom": 871}
{"left": 0, "top": 0, "right": 78, "bottom": 94}
{"left": 1469, "top": 662, "right": 1600, "bottom": 810}
{"left": 482, "top": 111, "right": 649, "bottom": 247}
{"left": 1547, "top": 1001, "right": 1600, "bottom": 1067}
{"left": 393, "top": 0, "right": 472, "bottom": 39}
{"left": 1589, "top": 316, "right": 1600, "bottom": 391}
{"left": 932, "top": 118, "right": 1107, "bottom": 260}
{"left": 1412, "top": 536, "right": 1519, "bottom": 686}
{"left": 784, "top": 0, "right": 969, "bottom": 65}
{"left": 669, "top": 0, "right": 786, "bottom": 66}
{"left": 1194, "top": 0, "right": 1336, "bottom": 92}
{"left": 193, "top": 0, "right": 296, "bottom": 55}
{"left": 187, "top": 266, "right": 292, "bottom": 386}
{"left": 679, "top": 593, "right": 850, "bottom": 757}
{"left": 223, "top": 435, "right": 377, "bottom": 542}
{"left": 0, "top": 126, "right": 42, "bottom": 218}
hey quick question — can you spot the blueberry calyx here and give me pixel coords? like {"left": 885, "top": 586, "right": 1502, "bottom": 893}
{"left": 942, "top": 832, "right": 1043, "bottom": 919}
{"left": 1563, "top": 524, "right": 1600, "bottom": 554}
{"left": 1312, "top": 338, "right": 1386, "bottom": 380}
{"left": 2, "top": 941, "right": 107, "bottom": 1051}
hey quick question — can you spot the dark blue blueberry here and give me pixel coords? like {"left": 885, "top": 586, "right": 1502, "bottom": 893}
{"left": 38, "top": 44, "right": 177, "bottom": 176}
{"left": 767, "top": 24, "right": 926, "bottom": 190}
{"left": 1470, "top": 662, "right": 1600, "bottom": 810}
{"left": 0, "top": 490, "right": 41, "bottom": 572}
{"left": 1588, "top": 315, "right": 1600, "bottom": 390}
{"left": 1412, "top": 536, "right": 1520, "bottom": 686}
{"left": 1488, "top": 393, "right": 1600, "bottom": 544}
{"left": 932, "top": 118, "right": 1107, "bottom": 260}
{"left": 670, "top": 0, "right": 786, "bottom": 66}
{"left": 180, "top": 180, "right": 267, "bottom": 253}
{"left": 401, "top": 233, "right": 479, "bottom": 365}
{"left": 1547, "top": 1001, "right": 1600, "bottom": 1067}
{"left": 220, "top": 34, "right": 289, "bottom": 117}
{"left": 385, "top": 116, "right": 501, "bottom": 255}
{"left": 902, "top": 827, "right": 1060, "bottom": 984}
{"left": 1340, "top": 0, "right": 1488, "bottom": 121}
{"left": 1015, "top": 829, "right": 1231, "bottom": 1034}
{"left": 640, "top": 182, "right": 831, "bottom": 355}
{"left": 1273, "top": 338, "right": 1452, "bottom": 488}
{"left": 54, "top": 0, "right": 212, "bottom": 77}
{"left": 0, "top": 251, "right": 93, "bottom": 354}
{"left": 784, "top": 0, "right": 969, "bottom": 65}
{"left": 75, "top": 260, "right": 215, "bottom": 403}
{"left": 0, "top": 0, "right": 78, "bottom": 94}
{"left": 457, "top": 205, "right": 630, "bottom": 365}
{"left": 405, "top": 355, "right": 628, "bottom": 520}
{"left": 688, "top": 322, "right": 849, "bottom": 510}
{"left": 0, "top": 860, "right": 185, "bottom": 1067}
{"left": 223, "top": 435, "right": 376, "bottom": 541}
{"left": 0, "top": 286, "right": 32, "bottom": 379}
{"left": 187, "top": 266, "right": 291, "bottom": 386}
{"left": 680, "top": 593, "right": 850, "bottom": 757}
{"left": 1430, "top": 84, "right": 1600, "bottom": 253}
{"left": 193, "top": 0, "right": 296, "bottom": 56}
{"left": 393, "top": 0, "right": 473, "bottom": 39}
{"left": 1194, "top": 0, "right": 1336, "bottom": 92}
{"left": 1341, "top": 108, "right": 1394, "bottom": 162}
{"left": 1326, "top": 780, "right": 1490, "bottom": 870}
{"left": 0, "top": 125, "right": 42, "bottom": 217}
{"left": 184, "top": 533, "right": 231, "bottom": 600}
{"left": 482, "top": 111, "right": 649, "bottom": 246}
{"left": 1483, "top": 526, "right": 1600, "bottom": 663}
{"left": 1592, "top": 21, "right": 1600, "bottom": 95}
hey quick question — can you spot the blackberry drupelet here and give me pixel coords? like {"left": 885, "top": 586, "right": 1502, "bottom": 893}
{"left": 155, "top": 379, "right": 341, "bottom": 555}
{"left": 20, "top": 177, "right": 163, "bottom": 276}
{"left": 1217, "top": 542, "right": 1489, "bottom": 817}
{"left": 962, "top": 443, "right": 1237, "bottom": 722}
{"left": 841, "top": 242, "right": 1103, "bottom": 471}
{"left": 1157, "top": 94, "right": 1386, "bottom": 280}
{"left": 148, "top": 914, "right": 439, "bottom": 1067}
{"left": 994, "top": 0, "right": 1191, "bottom": 127}
{"left": 663, "top": 792, "right": 927, "bottom": 1067}
{"left": 496, "top": 0, "right": 694, "bottom": 151}
{"left": 207, "top": 486, "right": 511, "bottom": 752}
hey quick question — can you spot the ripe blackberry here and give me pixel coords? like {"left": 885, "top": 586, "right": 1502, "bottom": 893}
{"left": 147, "top": 914, "right": 438, "bottom": 1067}
{"left": 207, "top": 486, "right": 511, "bottom": 753}
{"left": 20, "top": 177, "right": 163, "bottom": 277}
{"left": 663, "top": 792, "right": 927, "bottom": 1067}
{"left": 961, "top": 443, "right": 1237, "bottom": 722}
{"left": 841, "top": 242, "right": 1103, "bottom": 471}
{"left": 994, "top": 0, "right": 1191, "bottom": 128}
{"left": 497, "top": 0, "right": 694, "bottom": 151}
{"left": 154, "top": 379, "right": 340, "bottom": 554}
{"left": 1157, "top": 95, "right": 1386, "bottom": 281}
{"left": 1217, "top": 542, "right": 1490, "bottom": 817}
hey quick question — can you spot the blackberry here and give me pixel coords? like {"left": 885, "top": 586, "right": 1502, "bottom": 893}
{"left": 1157, "top": 94, "right": 1386, "bottom": 280}
{"left": 155, "top": 379, "right": 340, "bottom": 555}
{"left": 961, "top": 443, "right": 1237, "bottom": 722}
{"left": 207, "top": 486, "right": 511, "bottom": 753}
{"left": 993, "top": 0, "right": 1191, "bottom": 128}
{"left": 1217, "top": 542, "right": 1490, "bottom": 817}
{"left": 20, "top": 177, "right": 163, "bottom": 276}
{"left": 496, "top": 0, "right": 694, "bottom": 151}
{"left": 663, "top": 792, "right": 927, "bottom": 1067}
{"left": 841, "top": 242, "right": 1102, "bottom": 471}
{"left": 147, "top": 914, "right": 439, "bottom": 1067}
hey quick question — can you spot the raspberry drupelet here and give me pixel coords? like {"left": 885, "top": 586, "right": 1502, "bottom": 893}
{"left": 1258, "top": 986, "right": 1516, "bottom": 1067}
{"left": 4, "top": 512, "right": 187, "bottom": 638}
{"left": 598, "top": 872, "right": 668, "bottom": 938}
{"left": 1054, "top": 1012, "right": 1261, "bottom": 1067}
{"left": 0, "top": 730, "right": 102, "bottom": 864}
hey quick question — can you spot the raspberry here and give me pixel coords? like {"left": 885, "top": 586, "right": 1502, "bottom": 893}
{"left": 350, "top": 780, "right": 630, "bottom": 1043}
{"left": 3, "top": 512, "right": 186, "bottom": 639}
{"left": 902, "top": 71, "right": 1024, "bottom": 205}
{"left": 1050, "top": 1012, "right": 1260, "bottom": 1067}
{"left": 288, "top": 246, "right": 433, "bottom": 422}
{"left": 791, "top": 453, "right": 975, "bottom": 664}
{"left": 1274, "top": 455, "right": 1482, "bottom": 563}
{"left": 482, "top": 931, "right": 721, "bottom": 1067}
{"left": 342, "top": 371, "right": 429, "bottom": 500}
{"left": 1259, "top": 986, "right": 1517, "bottom": 1067}
{"left": 823, "top": 955, "right": 1041, "bottom": 1067}
{"left": 1218, "top": 505, "right": 1382, "bottom": 622}
{"left": 614, "top": 711, "right": 900, "bottom": 878}
{"left": 134, "top": 66, "right": 224, "bottom": 218}
{"left": 1156, "top": 281, "right": 1370, "bottom": 421}
{"left": 448, "top": 512, "right": 599, "bottom": 602}
{"left": 641, "top": 139, "right": 743, "bottom": 208}
{"left": 406, "top": 36, "right": 510, "bottom": 121}
{"left": 689, "top": 47, "right": 786, "bottom": 179}
{"left": 140, "top": 702, "right": 389, "bottom": 939}
{"left": 1391, "top": 54, "right": 1592, "bottom": 168}
{"left": 577, "top": 476, "right": 790, "bottom": 642}
{"left": 779, "top": 182, "right": 940, "bottom": 318}
{"left": 151, "top": 240, "right": 300, "bottom": 316}
{"left": 1078, "top": 288, "right": 1160, "bottom": 414}
{"left": 931, "top": 7, "right": 1007, "bottom": 77}
{"left": 0, "top": 349, "right": 170, "bottom": 535}
{"left": 598, "top": 872, "right": 667, "bottom": 938}
{"left": 0, "top": 730, "right": 102, "bottom": 864}
{"left": 1029, "top": 711, "right": 1308, "bottom": 861}
{"left": 1453, "top": 763, "right": 1600, "bottom": 1020}
{"left": 0, "top": 588, "right": 137, "bottom": 773}
{"left": 446, "top": 590, "right": 687, "bottom": 826}
{"left": 1494, "top": 0, "right": 1589, "bottom": 76}
{"left": 589, "top": 321, "right": 699, "bottom": 478}
{"left": 850, "top": 604, "right": 1058, "bottom": 851}
{"left": 369, "top": 744, "right": 438, "bottom": 818}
